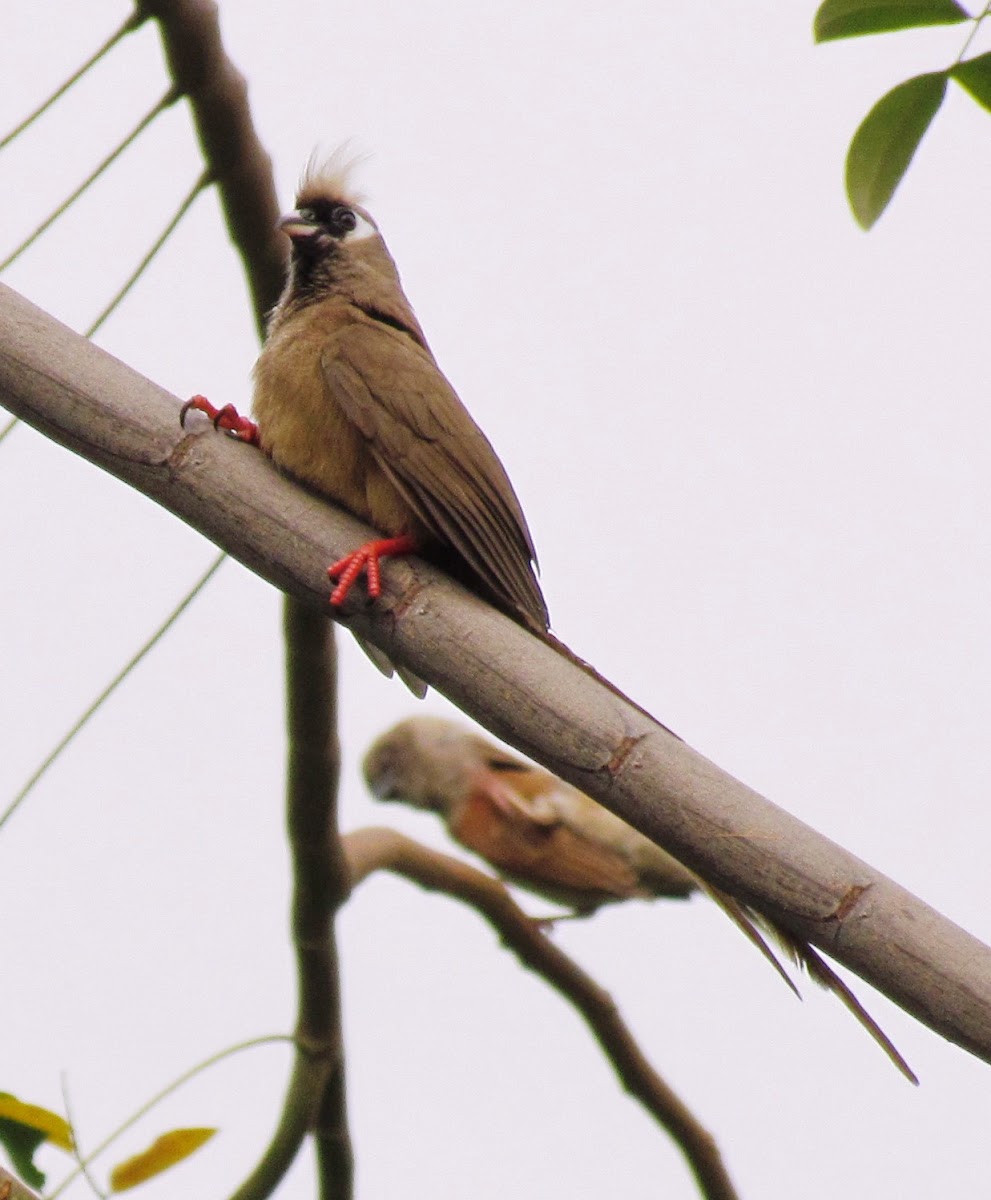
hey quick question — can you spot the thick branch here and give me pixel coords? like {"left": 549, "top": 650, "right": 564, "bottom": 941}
{"left": 345, "top": 827, "right": 740, "bottom": 1200}
{"left": 226, "top": 607, "right": 349, "bottom": 1200}
{"left": 0, "top": 1168, "right": 39, "bottom": 1200}
{"left": 283, "top": 604, "right": 352, "bottom": 1200}
{"left": 2, "top": 282, "right": 990, "bottom": 1064}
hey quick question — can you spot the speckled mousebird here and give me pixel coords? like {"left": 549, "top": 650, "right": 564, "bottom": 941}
{"left": 183, "top": 153, "right": 549, "bottom": 676}
{"left": 364, "top": 716, "right": 918, "bottom": 1084}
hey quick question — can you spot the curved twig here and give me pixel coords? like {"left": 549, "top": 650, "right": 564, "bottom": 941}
{"left": 344, "top": 826, "right": 741, "bottom": 1200}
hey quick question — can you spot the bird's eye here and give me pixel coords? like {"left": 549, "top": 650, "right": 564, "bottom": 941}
{"left": 488, "top": 757, "right": 523, "bottom": 773}
{"left": 298, "top": 207, "right": 318, "bottom": 223}
{"left": 332, "top": 206, "right": 357, "bottom": 233}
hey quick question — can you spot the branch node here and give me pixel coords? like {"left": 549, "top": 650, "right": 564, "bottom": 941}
{"left": 833, "top": 883, "right": 870, "bottom": 922}
{"left": 605, "top": 733, "right": 646, "bottom": 776}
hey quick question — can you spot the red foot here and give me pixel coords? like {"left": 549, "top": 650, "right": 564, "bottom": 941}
{"left": 327, "top": 535, "right": 418, "bottom": 606}
{"left": 180, "top": 394, "right": 259, "bottom": 444}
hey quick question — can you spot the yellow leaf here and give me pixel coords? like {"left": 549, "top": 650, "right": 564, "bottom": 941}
{"left": 0, "top": 1095, "right": 73, "bottom": 1151}
{"left": 109, "top": 1128, "right": 217, "bottom": 1192}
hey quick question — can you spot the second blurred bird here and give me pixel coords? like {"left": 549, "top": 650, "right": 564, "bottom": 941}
{"left": 363, "top": 716, "right": 917, "bottom": 1083}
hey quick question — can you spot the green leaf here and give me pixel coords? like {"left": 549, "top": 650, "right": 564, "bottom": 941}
{"left": 0, "top": 1119, "right": 47, "bottom": 1190}
{"left": 109, "top": 1128, "right": 217, "bottom": 1191}
{"left": 845, "top": 72, "right": 947, "bottom": 228}
{"left": 0, "top": 1093, "right": 74, "bottom": 1190}
{"left": 950, "top": 51, "right": 991, "bottom": 111}
{"left": 815, "top": 0, "right": 970, "bottom": 41}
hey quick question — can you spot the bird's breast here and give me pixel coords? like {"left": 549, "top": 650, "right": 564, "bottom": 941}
{"left": 251, "top": 304, "right": 417, "bottom": 536}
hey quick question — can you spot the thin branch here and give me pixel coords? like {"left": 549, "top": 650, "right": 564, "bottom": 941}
{"left": 0, "top": 89, "right": 180, "bottom": 274}
{"left": 2, "top": 281, "right": 991, "bottom": 1067}
{"left": 48, "top": 1036, "right": 292, "bottom": 1200}
{"left": 0, "top": 171, "right": 210, "bottom": 441}
{"left": 0, "top": 552, "right": 226, "bottom": 833}
{"left": 0, "top": 11, "right": 146, "bottom": 151}
{"left": 344, "top": 827, "right": 740, "bottom": 1200}
{"left": 59, "top": 1076, "right": 106, "bottom": 1200}
{"left": 84, "top": 169, "right": 212, "bottom": 339}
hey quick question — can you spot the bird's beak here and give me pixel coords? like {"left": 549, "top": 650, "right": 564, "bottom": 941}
{"left": 278, "top": 211, "right": 321, "bottom": 242}
{"left": 367, "top": 769, "right": 400, "bottom": 802}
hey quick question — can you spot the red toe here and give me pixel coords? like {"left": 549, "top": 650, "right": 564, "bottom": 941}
{"left": 180, "top": 395, "right": 258, "bottom": 444}
{"left": 327, "top": 535, "right": 418, "bottom": 607}
{"left": 213, "top": 404, "right": 259, "bottom": 444}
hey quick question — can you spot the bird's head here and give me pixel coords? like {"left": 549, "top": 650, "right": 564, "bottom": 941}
{"left": 282, "top": 153, "right": 378, "bottom": 257}
{"left": 363, "top": 717, "right": 479, "bottom": 817}
{"left": 272, "top": 149, "right": 420, "bottom": 335}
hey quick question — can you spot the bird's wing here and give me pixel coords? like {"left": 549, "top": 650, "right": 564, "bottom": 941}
{"left": 473, "top": 746, "right": 563, "bottom": 825}
{"left": 448, "top": 771, "right": 643, "bottom": 902}
{"left": 323, "top": 320, "right": 549, "bottom": 630}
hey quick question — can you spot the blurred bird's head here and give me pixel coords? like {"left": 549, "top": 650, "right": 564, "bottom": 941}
{"left": 363, "top": 717, "right": 504, "bottom": 817}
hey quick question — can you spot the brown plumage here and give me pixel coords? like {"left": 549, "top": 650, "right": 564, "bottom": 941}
{"left": 365, "top": 715, "right": 696, "bottom": 910}
{"left": 251, "top": 155, "right": 549, "bottom": 634}
{"left": 364, "top": 716, "right": 918, "bottom": 1084}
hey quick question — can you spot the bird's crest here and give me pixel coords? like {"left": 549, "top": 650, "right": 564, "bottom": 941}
{"left": 297, "top": 144, "right": 368, "bottom": 207}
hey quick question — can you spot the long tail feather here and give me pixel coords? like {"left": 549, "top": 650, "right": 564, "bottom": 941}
{"left": 700, "top": 882, "right": 917, "bottom": 1083}
{"left": 767, "top": 922, "right": 919, "bottom": 1085}
{"left": 700, "top": 882, "right": 801, "bottom": 998}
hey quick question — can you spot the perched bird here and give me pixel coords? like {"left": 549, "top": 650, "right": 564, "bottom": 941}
{"left": 364, "top": 716, "right": 918, "bottom": 1083}
{"left": 182, "top": 154, "right": 549, "bottom": 664}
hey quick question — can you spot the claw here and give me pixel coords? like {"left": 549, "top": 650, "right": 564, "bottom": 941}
{"left": 327, "top": 535, "right": 418, "bottom": 606}
{"left": 180, "top": 395, "right": 259, "bottom": 444}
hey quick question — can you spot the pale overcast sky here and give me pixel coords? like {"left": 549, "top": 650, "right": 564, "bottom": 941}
{"left": 2, "top": 4, "right": 991, "bottom": 1198}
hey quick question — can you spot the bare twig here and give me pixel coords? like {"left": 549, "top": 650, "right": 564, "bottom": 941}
{"left": 1, "top": 282, "right": 989, "bottom": 1066}
{"left": 59, "top": 1077, "right": 106, "bottom": 1200}
{"left": 345, "top": 827, "right": 741, "bottom": 1200}
{"left": 0, "top": 89, "right": 180, "bottom": 274}
{"left": 1, "top": 553, "right": 226, "bottom": 832}
{"left": 47, "top": 1036, "right": 292, "bottom": 1200}
{"left": 84, "top": 169, "right": 212, "bottom": 339}
{"left": 0, "top": 11, "right": 146, "bottom": 151}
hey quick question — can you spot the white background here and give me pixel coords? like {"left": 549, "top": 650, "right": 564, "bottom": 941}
{"left": 2, "top": 3, "right": 990, "bottom": 1197}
